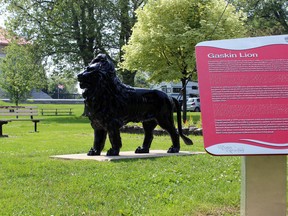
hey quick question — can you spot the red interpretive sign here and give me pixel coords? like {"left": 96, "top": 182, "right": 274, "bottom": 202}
{"left": 196, "top": 35, "right": 288, "bottom": 155}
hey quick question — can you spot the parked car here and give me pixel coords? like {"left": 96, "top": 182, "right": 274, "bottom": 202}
{"left": 182, "top": 97, "right": 200, "bottom": 112}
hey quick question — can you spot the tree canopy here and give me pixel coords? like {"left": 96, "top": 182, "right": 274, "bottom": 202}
{"left": 3, "top": 0, "right": 117, "bottom": 67}
{"left": 0, "top": 40, "right": 46, "bottom": 105}
{"left": 1, "top": 0, "right": 144, "bottom": 86}
{"left": 121, "top": 0, "right": 247, "bottom": 82}
{"left": 1, "top": 0, "right": 286, "bottom": 88}
{"left": 233, "top": 0, "right": 288, "bottom": 35}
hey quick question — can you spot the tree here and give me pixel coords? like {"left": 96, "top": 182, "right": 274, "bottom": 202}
{"left": 2, "top": 0, "right": 118, "bottom": 69}
{"left": 2, "top": 0, "right": 145, "bottom": 85}
{"left": 121, "top": 0, "right": 246, "bottom": 122}
{"left": 233, "top": 0, "right": 288, "bottom": 35}
{"left": 47, "top": 71, "right": 79, "bottom": 99}
{"left": 117, "top": 0, "right": 145, "bottom": 86}
{"left": 0, "top": 40, "right": 46, "bottom": 105}
{"left": 134, "top": 71, "right": 150, "bottom": 88}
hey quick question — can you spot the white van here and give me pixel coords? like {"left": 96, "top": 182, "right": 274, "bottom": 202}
{"left": 153, "top": 81, "right": 199, "bottom": 101}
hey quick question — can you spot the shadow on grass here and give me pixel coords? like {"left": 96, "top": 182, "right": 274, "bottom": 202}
{"left": 109, "top": 155, "right": 194, "bottom": 163}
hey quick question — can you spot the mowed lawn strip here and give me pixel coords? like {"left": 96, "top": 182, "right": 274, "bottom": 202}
{"left": 0, "top": 102, "right": 241, "bottom": 215}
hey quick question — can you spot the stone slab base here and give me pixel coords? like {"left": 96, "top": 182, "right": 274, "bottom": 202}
{"left": 50, "top": 150, "right": 206, "bottom": 162}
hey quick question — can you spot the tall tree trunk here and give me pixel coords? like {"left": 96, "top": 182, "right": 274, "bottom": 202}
{"left": 118, "top": 0, "right": 137, "bottom": 86}
{"left": 121, "top": 69, "right": 136, "bottom": 86}
{"left": 181, "top": 78, "right": 187, "bottom": 123}
{"left": 273, "top": 5, "right": 288, "bottom": 33}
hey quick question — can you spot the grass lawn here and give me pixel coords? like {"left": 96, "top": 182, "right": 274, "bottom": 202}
{"left": 0, "top": 101, "right": 242, "bottom": 215}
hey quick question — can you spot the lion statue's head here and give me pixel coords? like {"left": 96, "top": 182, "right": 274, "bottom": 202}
{"left": 78, "top": 63, "right": 105, "bottom": 89}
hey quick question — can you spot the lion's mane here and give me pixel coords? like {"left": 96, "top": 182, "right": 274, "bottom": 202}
{"left": 83, "top": 70, "right": 135, "bottom": 129}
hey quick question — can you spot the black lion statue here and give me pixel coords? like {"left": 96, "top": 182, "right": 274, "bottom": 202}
{"left": 77, "top": 54, "right": 193, "bottom": 156}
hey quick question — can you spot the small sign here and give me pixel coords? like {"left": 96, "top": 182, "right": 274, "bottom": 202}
{"left": 196, "top": 35, "right": 288, "bottom": 155}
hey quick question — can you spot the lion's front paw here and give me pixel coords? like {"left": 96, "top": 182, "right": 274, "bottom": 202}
{"left": 167, "top": 147, "right": 180, "bottom": 153}
{"left": 106, "top": 148, "right": 120, "bottom": 156}
{"left": 87, "top": 148, "right": 101, "bottom": 156}
{"left": 135, "top": 146, "right": 149, "bottom": 154}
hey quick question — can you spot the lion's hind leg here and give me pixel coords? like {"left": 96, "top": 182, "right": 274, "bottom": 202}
{"left": 135, "top": 120, "right": 157, "bottom": 154}
{"left": 157, "top": 117, "right": 180, "bottom": 153}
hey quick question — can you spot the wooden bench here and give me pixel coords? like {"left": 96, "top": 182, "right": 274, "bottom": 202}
{"left": 41, "top": 108, "right": 73, "bottom": 116}
{"left": 0, "top": 106, "right": 40, "bottom": 137}
{"left": 0, "top": 120, "right": 9, "bottom": 137}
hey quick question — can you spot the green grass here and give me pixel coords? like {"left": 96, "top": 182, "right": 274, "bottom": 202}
{"left": 0, "top": 101, "right": 241, "bottom": 215}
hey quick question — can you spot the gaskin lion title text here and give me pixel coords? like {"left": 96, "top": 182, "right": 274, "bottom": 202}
{"left": 208, "top": 52, "right": 258, "bottom": 59}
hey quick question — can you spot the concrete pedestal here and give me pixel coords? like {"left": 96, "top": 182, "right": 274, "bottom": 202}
{"left": 241, "top": 156, "right": 287, "bottom": 216}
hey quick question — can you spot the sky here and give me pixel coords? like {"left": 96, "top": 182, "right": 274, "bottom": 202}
{"left": 0, "top": 14, "right": 7, "bottom": 28}
{"left": 0, "top": 3, "right": 8, "bottom": 28}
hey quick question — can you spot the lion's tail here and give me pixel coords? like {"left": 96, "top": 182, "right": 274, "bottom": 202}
{"left": 172, "top": 97, "right": 193, "bottom": 145}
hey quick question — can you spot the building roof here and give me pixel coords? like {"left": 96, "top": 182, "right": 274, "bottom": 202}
{"left": 0, "top": 27, "right": 28, "bottom": 46}
{"left": 0, "top": 27, "right": 9, "bottom": 45}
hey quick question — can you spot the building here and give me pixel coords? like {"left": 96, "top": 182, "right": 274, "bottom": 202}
{"left": 0, "top": 27, "right": 9, "bottom": 57}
